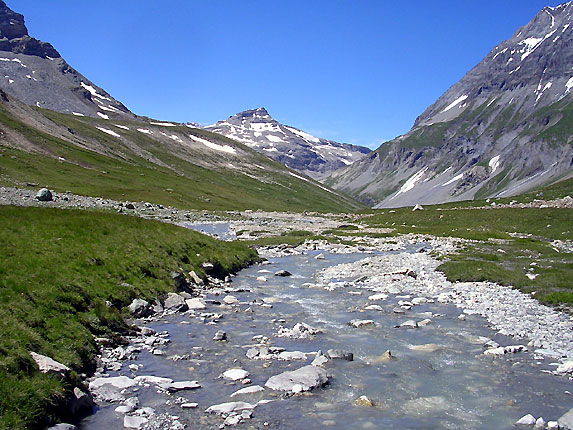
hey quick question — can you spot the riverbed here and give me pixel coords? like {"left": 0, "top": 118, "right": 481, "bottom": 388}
{"left": 80, "top": 241, "right": 573, "bottom": 430}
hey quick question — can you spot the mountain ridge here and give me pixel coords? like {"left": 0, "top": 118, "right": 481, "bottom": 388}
{"left": 327, "top": 1, "right": 573, "bottom": 207}
{"left": 205, "top": 107, "right": 371, "bottom": 181}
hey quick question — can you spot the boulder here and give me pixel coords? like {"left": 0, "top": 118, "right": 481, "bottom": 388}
{"left": 89, "top": 376, "right": 136, "bottom": 391}
{"left": 559, "top": 408, "right": 573, "bottom": 430}
{"left": 185, "top": 297, "right": 207, "bottom": 310}
{"left": 123, "top": 415, "right": 148, "bottom": 430}
{"left": 223, "top": 295, "right": 239, "bottom": 305}
{"left": 29, "top": 352, "right": 69, "bottom": 377}
{"left": 170, "top": 271, "right": 190, "bottom": 293}
{"left": 556, "top": 360, "right": 573, "bottom": 374}
{"left": 127, "top": 299, "right": 152, "bottom": 318}
{"left": 265, "top": 365, "right": 328, "bottom": 392}
{"left": 205, "top": 401, "right": 256, "bottom": 416}
{"left": 230, "top": 385, "right": 264, "bottom": 397}
{"left": 326, "top": 349, "right": 353, "bottom": 361}
{"left": 213, "top": 330, "right": 227, "bottom": 341}
{"left": 163, "top": 293, "right": 188, "bottom": 312}
{"left": 349, "top": 319, "right": 374, "bottom": 328}
{"left": 278, "top": 351, "right": 308, "bottom": 361}
{"left": 274, "top": 270, "right": 292, "bottom": 277}
{"left": 354, "top": 395, "right": 374, "bottom": 407}
{"left": 515, "top": 414, "right": 536, "bottom": 426}
{"left": 36, "top": 188, "right": 53, "bottom": 201}
{"left": 158, "top": 380, "right": 201, "bottom": 392}
{"left": 221, "top": 368, "right": 249, "bottom": 381}
{"left": 68, "top": 387, "right": 94, "bottom": 416}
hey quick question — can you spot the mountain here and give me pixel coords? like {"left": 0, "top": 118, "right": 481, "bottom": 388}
{"left": 0, "top": 0, "right": 134, "bottom": 120}
{"left": 327, "top": 2, "right": 573, "bottom": 207}
{"left": 0, "top": 2, "right": 363, "bottom": 212}
{"left": 205, "top": 107, "right": 371, "bottom": 181}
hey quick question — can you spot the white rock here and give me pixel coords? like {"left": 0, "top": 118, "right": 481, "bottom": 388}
{"left": 230, "top": 385, "right": 264, "bottom": 397}
{"left": 484, "top": 347, "right": 506, "bottom": 356}
{"left": 205, "top": 401, "right": 256, "bottom": 415}
{"left": 30, "top": 352, "right": 70, "bottom": 376}
{"left": 534, "top": 417, "right": 546, "bottom": 428}
{"left": 515, "top": 414, "right": 536, "bottom": 426}
{"left": 222, "top": 368, "right": 249, "bottom": 381}
{"left": 134, "top": 375, "right": 173, "bottom": 386}
{"left": 368, "top": 293, "right": 388, "bottom": 301}
{"left": 90, "top": 376, "right": 136, "bottom": 391}
{"left": 223, "top": 295, "right": 239, "bottom": 305}
{"left": 349, "top": 319, "right": 374, "bottom": 328}
{"left": 185, "top": 298, "right": 207, "bottom": 310}
{"left": 123, "top": 415, "right": 148, "bottom": 429}
{"left": 547, "top": 421, "right": 559, "bottom": 429}
{"left": 278, "top": 351, "right": 308, "bottom": 361}
{"left": 556, "top": 360, "right": 573, "bottom": 374}
{"left": 418, "top": 319, "right": 432, "bottom": 327}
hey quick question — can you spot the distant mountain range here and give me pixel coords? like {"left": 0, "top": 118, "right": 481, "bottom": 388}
{"left": 328, "top": 2, "right": 573, "bottom": 207}
{"left": 204, "top": 108, "right": 371, "bottom": 181}
{"left": 0, "top": 0, "right": 571, "bottom": 209}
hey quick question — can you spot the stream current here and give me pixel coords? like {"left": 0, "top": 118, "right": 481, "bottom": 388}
{"left": 80, "top": 242, "right": 572, "bottom": 429}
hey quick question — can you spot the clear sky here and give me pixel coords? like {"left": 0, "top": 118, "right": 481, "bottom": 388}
{"left": 10, "top": 0, "right": 566, "bottom": 149}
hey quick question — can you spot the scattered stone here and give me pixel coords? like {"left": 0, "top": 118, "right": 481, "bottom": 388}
{"left": 418, "top": 319, "right": 432, "bottom": 327}
{"left": 36, "top": 188, "right": 53, "bottom": 201}
{"left": 398, "top": 320, "right": 418, "bottom": 329}
{"left": 186, "top": 297, "right": 207, "bottom": 310}
{"left": 515, "top": 414, "right": 536, "bottom": 426}
{"left": 223, "top": 295, "right": 239, "bottom": 305}
{"left": 277, "top": 322, "right": 322, "bottom": 339}
{"left": 278, "top": 351, "right": 308, "bottom": 361}
{"left": 123, "top": 414, "right": 148, "bottom": 429}
{"left": 354, "top": 395, "right": 374, "bottom": 407}
{"left": 265, "top": 365, "right": 328, "bottom": 392}
{"left": 213, "top": 330, "right": 227, "bottom": 341}
{"left": 181, "top": 403, "right": 198, "bottom": 409}
{"left": 89, "top": 376, "right": 136, "bottom": 391}
{"left": 326, "top": 349, "right": 353, "bottom": 361}
{"left": 348, "top": 319, "right": 374, "bottom": 328}
{"left": 535, "top": 417, "right": 546, "bottom": 428}
{"left": 412, "top": 204, "right": 424, "bottom": 211}
{"left": 315, "top": 253, "right": 326, "bottom": 260}
{"left": 311, "top": 352, "right": 329, "bottom": 367}
{"left": 368, "top": 293, "right": 388, "bottom": 301}
{"left": 230, "top": 385, "right": 265, "bottom": 397}
{"left": 128, "top": 299, "right": 152, "bottom": 318}
{"left": 205, "top": 401, "right": 256, "bottom": 416}
{"left": 559, "top": 408, "right": 573, "bottom": 429}
{"left": 163, "top": 293, "right": 189, "bottom": 312}
{"left": 159, "top": 380, "right": 201, "bottom": 392}
{"left": 274, "top": 270, "right": 292, "bottom": 277}
{"left": 222, "top": 368, "right": 249, "bottom": 381}
{"left": 547, "top": 421, "right": 559, "bottom": 430}
{"left": 29, "top": 352, "right": 70, "bottom": 377}
{"left": 556, "top": 360, "right": 573, "bottom": 374}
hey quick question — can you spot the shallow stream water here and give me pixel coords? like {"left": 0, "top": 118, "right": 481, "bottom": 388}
{"left": 80, "top": 245, "right": 572, "bottom": 429}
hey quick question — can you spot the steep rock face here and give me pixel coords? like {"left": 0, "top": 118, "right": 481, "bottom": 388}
{"left": 0, "top": 1, "right": 134, "bottom": 119}
{"left": 205, "top": 108, "right": 371, "bottom": 181}
{"left": 328, "top": 2, "right": 573, "bottom": 207}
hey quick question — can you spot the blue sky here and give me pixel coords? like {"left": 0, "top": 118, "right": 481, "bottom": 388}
{"left": 12, "top": 0, "right": 566, "bottom": 149}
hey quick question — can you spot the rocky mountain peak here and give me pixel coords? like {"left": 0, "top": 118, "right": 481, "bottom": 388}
{"left": 0, "top": 0, "right": 60, "bottom": 58}
{"left": 0, "top": 0, "right": 27, "bottom": 40}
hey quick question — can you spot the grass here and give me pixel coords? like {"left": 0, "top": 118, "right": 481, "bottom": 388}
{"left": 362, "top": 193, "right": 573, "bottom": 307}
{"left": 0, "top": 206, "right": 259, "bottom": 430}
{"left": 0, "top": 104, "right": 363, "bottom": 213}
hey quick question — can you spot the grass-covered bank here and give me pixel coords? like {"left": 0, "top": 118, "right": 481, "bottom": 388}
{"left": 0, "top": 206, "right": 259, "bottom": 430}
{"left": 362, "top": 204, "right": 573, "bottom": 307}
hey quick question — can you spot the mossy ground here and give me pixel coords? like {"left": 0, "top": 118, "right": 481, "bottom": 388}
{"left": 0, "top": 206, "right": 258, "bottom": 430}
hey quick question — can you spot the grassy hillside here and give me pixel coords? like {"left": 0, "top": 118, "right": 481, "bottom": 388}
{"left": 0, "top": 101, "right": 363, "bottom": 213}
{"left": 0, "top": 206, "right": 259, "bottom": 430}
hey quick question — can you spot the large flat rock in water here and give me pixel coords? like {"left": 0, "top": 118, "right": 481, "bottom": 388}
{"left": 265, "top": 365, "right": 328, "bottom": 392}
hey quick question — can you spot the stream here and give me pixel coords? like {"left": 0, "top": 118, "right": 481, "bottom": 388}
{"left": 80, "top": 240, "right": 573, "bottom": 429}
